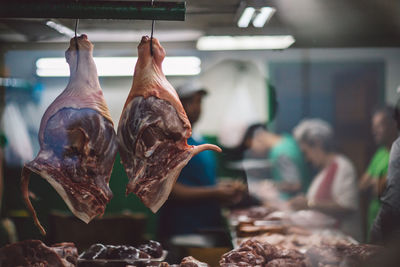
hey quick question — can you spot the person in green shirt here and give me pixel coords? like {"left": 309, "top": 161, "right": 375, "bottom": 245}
{"left": 360, "top": 106, "right": 398, "bottom": 241}
{"left": 243, "top": 123, "right": 309, "bottom": 199}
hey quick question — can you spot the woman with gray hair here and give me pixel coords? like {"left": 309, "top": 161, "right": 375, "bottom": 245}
{"left": 291, "top": 119, "right": 362, "bottom": 241}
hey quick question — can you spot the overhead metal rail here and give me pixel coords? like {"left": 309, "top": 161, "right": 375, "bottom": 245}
{"left": 0, "top": 0, "right": 186, "bottom": 21}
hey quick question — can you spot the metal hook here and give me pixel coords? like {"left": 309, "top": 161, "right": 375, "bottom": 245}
{"left": 74, "top": 8, "right": 80, "bottom": 71}
{"left": 74, "top": 18, "right": 79, "bottom": 45}
{"left": 150, "top": 0, "right": 155, "bottom": 56}
{"left": 74, "top": 19, "right": 79, "bottom": 70}
{"left": 74, "top": 0, "right": 79, "bottom": 44}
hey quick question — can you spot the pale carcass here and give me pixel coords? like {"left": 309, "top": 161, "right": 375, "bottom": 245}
{"left": 117, "top": 36, "right": 221, "bottom": 212}
{"left": 21, "top": 35, "right": 117, "bottom": 235}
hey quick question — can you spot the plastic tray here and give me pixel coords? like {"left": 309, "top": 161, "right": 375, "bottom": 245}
{"left": 77, "top": 250, "right": 168, "bottom": 267}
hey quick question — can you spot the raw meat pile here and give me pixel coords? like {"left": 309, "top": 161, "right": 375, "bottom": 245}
{"left": 230, "top": 207, "right": 339, "bottom": 240}
{"left": 306, "top": 243, "right": 383, "bottom": 267}
{"left": 236, "top": 223, "right": 286, "bottom": 238}
{"left": 245, "top": 231, "right": 355, "bottom": 252}
{"left": 138, "top": 240, "right": 164, "bottom": 258}
{"left": 154, "top": 256, "right": 208, "bottom": 267}
{"left": 230, "top": 206, "right": 276, "bottom": 221}
{"left": 262, "top": 210, "right": 337, "bottom": 229}
{"left": 79, "top": 240, "right": 163, "bottom": 260}
{"left": 219, "top": 239, "right": 309, "bottom": 267}
{"left": 0, "top": 240, "right": 78, "bottom": 267}
{"left": 21, "top": 35, "right": 117, "bottom": 235}
{"left": 179, "top": 256, "right": 209, "bottom": 267}
{"left": 220, "top": 239, "right": 384, "bottom": 267}
{"left": 288, "top": 210, "right": 337, "bottom": 229}
{"left": 80, "top": 244, "right": 151, "bottom": 261}
{"left": 230, "top": 206, "right": 284, "bottom": 238}
{"left": 117, "top": 36, "right": 221, "bottom": 212}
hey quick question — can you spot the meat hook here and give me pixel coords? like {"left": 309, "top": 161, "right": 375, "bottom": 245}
{"left": 74, "top": 18, "right": 79, "bottom": 49}
{"left": 150, "top": 0, "right": 155, "bottom": 56}
{"left": 74, "top": 0, "right": 80, "bottom": 71}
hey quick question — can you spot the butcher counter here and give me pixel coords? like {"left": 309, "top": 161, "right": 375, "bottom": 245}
{"left": 0, "top": 179, "right": 392, "bottom": 267}
{"left": 218, "top": 179, "right": 385, "bottom": 267}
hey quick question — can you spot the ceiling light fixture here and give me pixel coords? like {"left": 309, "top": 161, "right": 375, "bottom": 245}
{"left": 237, "top": 7, "right": 255, "bottom": 28}
{"left": 252, "top": 7, "right": 276, "bottom": 28}
{"left": 36, "top": 57, "right": 201, "bottom": 77}
{"left": 236, "top": 0, "right": 276, "bottom": 28}
{"left": 196, "top": 35, "right": 295, "bottom": 50}
{"left": 45, "top": 20, "right": 76, "bottom": 38}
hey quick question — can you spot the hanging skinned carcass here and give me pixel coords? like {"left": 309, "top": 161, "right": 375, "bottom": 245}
{"left": 21, "top": 35, "right": 118, "bottom": 235}
{"left": 117, "top": 36, "right": 221, "bottom": 212}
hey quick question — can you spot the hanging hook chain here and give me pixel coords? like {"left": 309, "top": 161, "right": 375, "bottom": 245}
{"left": 74, "top": 18, "right": 79, "bottom": 39}
{"left": 150, "top": 0, "right": 155, "bottom": 56}
{"left": 74, "top": 0, "right": 79, "bottom": 41}
{"left": 74, "top": 0, "right": 80, "bottom": 71}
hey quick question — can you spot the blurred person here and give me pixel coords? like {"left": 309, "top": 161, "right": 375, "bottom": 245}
{"left": 241, "top": 123, "right": 309, "bottom": 199}
{"left": 157, "top": 80, "right": 246, "bottom": 242}
{"left": 0, "top": 79, "right": 18, "bottom": 245}
{"left": 291, "top": 119, "right": 362, "bottom": 240}
{"left": 370, "top": 100, "right": 400, "bottom": 245}
{"left": 0, "top": 132, "right": 8, "bottom": 245}
{"left": 0, "top": 83, "right": 7, "bottom": 244}
{"left": 359, "top": 106, "right": 398, "bottom": 239}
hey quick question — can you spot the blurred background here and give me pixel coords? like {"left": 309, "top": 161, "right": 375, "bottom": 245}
{"left": 0, "top": 0, "right": 400, "bottom": 262}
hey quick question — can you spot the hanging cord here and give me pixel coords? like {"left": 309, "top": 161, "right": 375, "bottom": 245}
{"left": 74, "top": 0, "right": 80, "bottom": 71}
{"left": 150, "top": 0, "right": 155, "bottom": 56}
{"left": 74, "top": 18, "right": 79, "bottom": 49}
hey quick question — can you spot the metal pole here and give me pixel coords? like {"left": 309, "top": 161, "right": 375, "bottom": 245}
{"left": 0, "top": 1, "right": 186, "bottom": 21}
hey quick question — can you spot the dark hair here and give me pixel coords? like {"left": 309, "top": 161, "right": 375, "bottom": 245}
{"left": 180, "top": 91, "right": 205, "bottom": 106}
{"left": 239, "top": 123, "right": 267, "bottom": 150}
{"left": 180, "top": 95, "right": 193, "bottom": 104}
{"left": 373, "top": 105, "right": 396, "bottom": 122}
{"left": 395, "top": 100, "right": 400, "bottom": 130}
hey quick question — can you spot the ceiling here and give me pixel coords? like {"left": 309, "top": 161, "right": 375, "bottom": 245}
{"left": 0, "top": 0, "right": 400, "bottom": 48}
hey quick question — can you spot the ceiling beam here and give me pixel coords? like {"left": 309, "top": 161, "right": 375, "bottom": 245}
{"left": 0, "top": 1, "right": 186, "bottom": 21}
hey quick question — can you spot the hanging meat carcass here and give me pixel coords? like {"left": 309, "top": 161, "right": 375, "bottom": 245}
{"left": 21, "top": 35, "right": 118, "bottom": 235}
{"left": 117, "top": 36, "right": 221, "bottom": 212}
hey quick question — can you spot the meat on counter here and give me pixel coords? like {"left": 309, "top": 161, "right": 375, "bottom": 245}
{"left": 219, "top": 239, "right": 309, "bottom": 267}
{"left": 180, "top": 256, "right": 209, "bottom": 267}
{"left": 230, "top": 206, "right": 276, "bottom": 221}
{"left": 79, "top": 240, "right": 163, "bottom": 261}
{"left": 138, "top": 256, "right": 209, "bottom": 267}
{"left": 0, "top": 240, "right": 78, "bottom": 267}
{"left": 221, "top": 239, "right": 384, "bottom": 267}
{"left": 306, "top": 243, "right": 384, "bottom": 267}
{"left": 138, "top": 240, "right": 164, "bottom": 258}
{"left": 245, "top": 231, "right": 355, "bottom": 251}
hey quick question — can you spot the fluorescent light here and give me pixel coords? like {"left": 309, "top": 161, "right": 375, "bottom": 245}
{"left": 252, "top": 7, "right": 276, "bottom": 28}
{"left": 237, "top": 7, "right": 255, "bottom": 28}
{"left": 46, "top": 20, "right": 75, "bottom": 38}
{"left": 196, "top": 35, "right": 295, "bottom": 50}
{"left": 81, "top": 30, "right": 204, "bottom": 42}
{"left": 163, "top": 57, "right": 201, "bottom": 76}
{"left": 36, "top": 58, "right": 68, "bottom": 77}
{"left": 36, "top": 57, "right": 201, "bottom": 77}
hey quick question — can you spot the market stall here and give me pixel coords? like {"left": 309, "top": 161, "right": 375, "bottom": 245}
{"left": 1, "top": 0, "right": 400, "bottom": 266}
